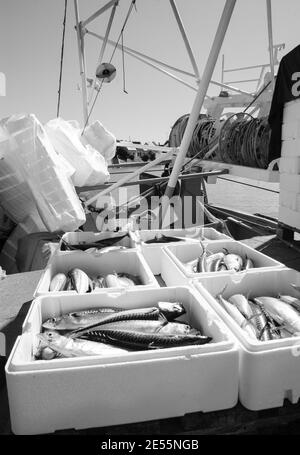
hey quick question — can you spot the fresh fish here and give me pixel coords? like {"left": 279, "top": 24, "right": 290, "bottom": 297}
{"left": 228, "top": 294, "right": 253, "bottom": 319}
{"left": 69, "top": 308, "right": 167, "bottom": 338}
{"left": 223, "top": 253, "right": 243, "bottom": 272}
{"left": 157, "top": 302, "right": 186, "bottom": 320}
{"left": 144, "top": 234, "right": 186, "bottom": 244}
{"left": 90, "top": 246, "right": 128, "bottom": 255}
{"left": 291, "top": 283, "right": 300, "bottom": 294}
{"left": 42, "top": 307, "right": 122, "bottom": 331}
{"left": 82, "top": 326, "right": 212, "bottom": 349}
{"left": 196, "top": 250, "right": 207, "bottom": 272}
{"left": 105, "top": 272, "right": 140, "bottom": 288}
{"left": 184, "top": 258, "right": 198, "bottom": 273}
{"left": 244, "top": 257, "right": 254, "bottom": 270}
{"left": 81, "top": 319, "right": 195, "bottom": 336}
{"left": 213, "top": 257, "right": 223, "bottom": 272}
{"left": 205, "top": 252, "right": 225, "bottom": 273}
{"left": 49, "top": 273, "right": 67, "bottom": 292}
{"left": 68, "top": 268, "right": 91, "bottom": 293}
{"left": 36, "top": 331, "right": 128, "bottom": 359}
{"left": 248, "top": 300, "right": 273, "bottom": 341}
{"left": 217, "top": 294, "right": 257, "bottom": 340}
{"left": 43, "top": 303, "right": 184, "bottom": 333}
{"left": 278, "top": 295, "right": 300, "bottom": 314}
{"left": 254, "top": 296, "right": 300, "bottom": 334}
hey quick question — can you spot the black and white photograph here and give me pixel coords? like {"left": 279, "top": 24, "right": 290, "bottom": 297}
{"left": 0, "top": 0, "right": 300, "bottom": 441}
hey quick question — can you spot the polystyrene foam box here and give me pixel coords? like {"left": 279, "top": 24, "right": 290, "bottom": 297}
{"left": 34, "top": 249, "right": 158, "bottom": 297}
{"left": 282, "top": 120, "right": 300, "bottom": 140}
{"left": 278, "top": 205, "right": 300, "bottom": 230}
{"left": 279, "top": 190, "right": 300, "bottom": 212}
{"left": 280, "top": 173, "right": 300, "bottom": 192}
{"left": 59, "top": 231, "right": 132, "bottom": 251}
{"left": 279, "top": 157, "right": 300, "bottom": 174}
{"left": 5, "top": 286, "right": 239, "bottom": 434}
{"left": 129, "top": 227, "right": 232, "bottom": 275}
{"left": 281, "top": 139, "right": 300, "bottom": 158}
{"left": 283, "top": 98, "right": 300, "bottom": 121}
{"left": 161, "top": 240, "right": 284, "bottom": 286}
{"left": 192, "top": 268, "right": 300, "bottom": 410}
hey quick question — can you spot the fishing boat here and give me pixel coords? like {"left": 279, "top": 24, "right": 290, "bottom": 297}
{"left": 1, "top": 0, "right": 300, "bottom": 436}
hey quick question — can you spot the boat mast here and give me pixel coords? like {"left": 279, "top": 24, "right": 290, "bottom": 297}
{"left": 266, "top": 0, "right": 275, "bottom": 92}
{"left": 163, "top": 0, "right": 237, "bottom": 200}
{"left": 74, "top": 0, "right": 89, "bottom": 124}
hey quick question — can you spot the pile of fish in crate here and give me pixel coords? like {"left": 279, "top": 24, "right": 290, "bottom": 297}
{"left": 5, "top": 225, "right": 300, "bottom": 434}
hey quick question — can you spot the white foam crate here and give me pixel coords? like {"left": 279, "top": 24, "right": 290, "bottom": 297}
{"left": 59, "top": 231, "right": 132, "bottom": 251}
{"left": 282, "top": 120, "right": 300, "bottom": 140}
{"left": 279, "top": 190, "right": 300, "bottom": 212}
{"left": 278, "top": 205, "right": 300, "bottom": 230}
{"left": 281, "top": 139, "right": 300, "bottom": 158}
{"left": 129, "top": 227, "right": 231, "bottom": 275}
{"left": 161, "top": 240, "right": 284, "bottom": 286}
{"left": 279, "top": 157, "right": 300, "bottom": 174}
{"left": 5, "top": 286, "right": 239, "bottom": 434}
{"left": 34, "top": 249, "right": 158, "bottom": 297}
{"left": 193, "top": 268, "right": 300, "bottom": 410}
{"left": 280, "top": 173, "right": 300, "bottom": 192}
{"left": 283, "top": 98, "right": 300, "bottom": 121}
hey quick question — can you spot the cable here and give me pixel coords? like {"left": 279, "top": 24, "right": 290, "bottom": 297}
{"left": 56, "top": 0, "right": 68, "bottom": 117}
{"left": 81, "top": 0, "right": 136, "bottom": 135}
{"left": 217, "top": 177, "right": 279, "bottom": 193}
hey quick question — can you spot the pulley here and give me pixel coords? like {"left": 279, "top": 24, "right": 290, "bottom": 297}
{"left": 96, "top": 63, "right": 117, "bottom": 83}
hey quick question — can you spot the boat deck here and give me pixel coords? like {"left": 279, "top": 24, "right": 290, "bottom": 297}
{"left": 0, "top": 231, "right": 300, "bottom": 435}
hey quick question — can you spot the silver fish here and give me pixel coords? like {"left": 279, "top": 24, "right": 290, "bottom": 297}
{"left": 223, "top": 253, "right": 243, "bottom": 272}
{"left": 248, "top": 300, "right": 273, "bottom": 341}
{"left": 68, "top": 268, "right": 90, "bottom": 293}
{"left": 83, "top": 325, "right": 212, "bottom": 349}
{"left": 254, "top": 296, "right": 300, "bottom": 335}
{"left": 37, "top": 331, "right": 128, "bottom": 359}
{"left": 217, "top": 294, "right": 257, "bottom": 340}
{"left": 244, "top": 257, "right": 254, "bottom": 270}
{"left": 229, "top": 294, "right": 253, "bottom": 319}
{"left": 49, "top": 273, "right": 67, "bottom": 292}
{"left": 278, "top": 295, "right": 300, "bottom": 312}
{"left": 42, "top": 307, "right": 121, "bottom": 331}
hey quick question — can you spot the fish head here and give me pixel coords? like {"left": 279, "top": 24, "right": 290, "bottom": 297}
{"left": 37, "top": 330, "right": 60, "bottom": 345}
{"left": 158, "top": 301, "right": 186, "bottom": 319}
{"left": 42, "top": 317, "right": 59, "bottom": 330}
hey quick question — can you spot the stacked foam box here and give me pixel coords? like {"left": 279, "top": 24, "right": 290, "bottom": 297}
{"left": 0, "top": 114, "right": 86, "bottom": 233}
{"left": 279, "top": 98, "right": 300, "bottom": 229}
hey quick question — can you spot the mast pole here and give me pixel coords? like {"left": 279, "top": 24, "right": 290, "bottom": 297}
{"left": 74, "top": 0, "right": 89, "bottom": 124}
{"left": 164, "top": 0, "right": 236, "bottom": 200}
{"left": 169, "top": 0, "right": 200, "bottom": 81}
{"left": 266, "top": 0, "right": 275, "bottom": 92}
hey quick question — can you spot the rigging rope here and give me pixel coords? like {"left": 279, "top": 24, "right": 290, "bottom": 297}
{"left": 56, "top": 0, "right": 68, "bottom": 117}
{"left": 82, "top": 0, "right": 136, "bottom": 134}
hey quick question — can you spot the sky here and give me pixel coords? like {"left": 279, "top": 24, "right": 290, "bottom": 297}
{"left": 1, "top": 0, "right": 300, "bottom": 143}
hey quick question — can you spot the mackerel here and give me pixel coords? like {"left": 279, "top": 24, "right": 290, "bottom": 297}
{"left": 254, "top": 296, "right": 300, "bottom": 335}
{"left": 217, "top": 294, "right": 257, "bottom": 340}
